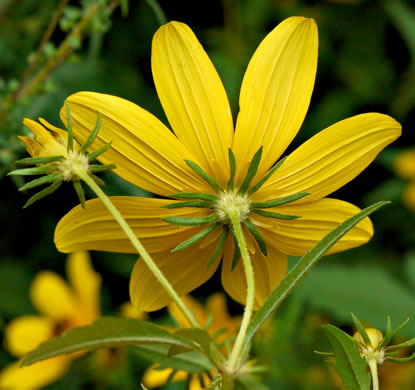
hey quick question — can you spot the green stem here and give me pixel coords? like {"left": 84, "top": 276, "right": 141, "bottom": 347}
{"left": 226, "top": 211, "right": 256, "bottom": 374}
{"left": 368, "top": 359, "right": 380, "bottom": 390}
{"left": 76, "top": 168, "right": 199, "bottom": 328}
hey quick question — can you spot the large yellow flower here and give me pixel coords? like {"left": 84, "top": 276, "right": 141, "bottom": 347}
{"left": 0, "top": 252, "right": 100, "bottom": 390}
{"left": 53, "top": 17, "right": 400, "bottom": 312}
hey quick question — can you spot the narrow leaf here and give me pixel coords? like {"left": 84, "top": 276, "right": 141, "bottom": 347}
{"left": 247, "top": 156, "right": 287, "bottom": 196}
{"left": 169, "top": 329, "right": 213, "bottom": 360}
{"left": 380, "top": 317, "right": 393, "bottom": 349}
{"left": 21, "top": 317, "right": 199, "bottom": 366}
{"left": 89, "top": 173, "right": 106, "bottom": 187}
{"left": 172, "top": 224, "right": 219, "bottom": 252}
{"left": 253, "top": 209, "right": 300, "bottom": 220}
{"left": 244, "top": 218, "right": 267, "bottom": 256}
{"left": 80, "top": 112, "right": 102, "bottom": 153}
{"left": 88, "top": 164, "right": 116, "bottom": 173}
{"left": 8, "top": 165, "right": 56, "bottom": 176}
{"left": 323, "top": 324, "right": 371, "bottom": 390}
{"left": 16, "top": 156, "right": 63, "bottom": 165}
{"left": 238, "top": 147, "right": 262, "bottom": 195}
{"left": 88, "top": 141, "right": 112, "bottom": 161}
{"left": 231, "top": 230, "right": 241, "bottom": 271}
{"left": 391, "top": 317, "right": 410, "bottom": 339}
{"left": 387, "top": 337, "right": 415, "bottom": 351}
{"left": 163, "top": 214, "right": 218, "bottom": 226}
{"left": 23, "top": 180, "right": 62, "bottom": 208}
{"left": 227, "top": 148, "right": 236, "bottom": 191}
{"left": 351, "top": 313, "right": 371, "bottom": 347}
{"left": 162, "top": 200, "right": 213, "bottom": 209}
{"left": 185, "top": 160, "right": 221, "bottom": 193}
{"left": 251, "top": 192, "right": 310, "bottom": 209}
{"left": 386, "top": 353, "right": 415, "bottom": 363}
{"left": 19, "top": 172, "right": 61, "bottom": 191}
{"left": 169, "top": 192, "right": 218, "bottom": 202}
{"left": 206, "top": 227, "right": 228, "bottom": 269}
{"left": 243, "top": 201, "right": 390, "bottom": 349}
{"left": 73, "top": 181, "right": 85, "bottom": 209}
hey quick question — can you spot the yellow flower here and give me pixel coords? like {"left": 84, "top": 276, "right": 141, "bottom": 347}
{"left": 0, "top": 252, "right": 101, "bottom": 390}
{"left": 353, "top": 328, "right": 385, "bottom": 365}
{"left": 142, "top": 293, "right": 239, "bottom": 389}
{"left": 53, "top": 17, "right": 400, "bottom": 312}
{"left": 394, "top": 149, "right": 415, "bottom": 212}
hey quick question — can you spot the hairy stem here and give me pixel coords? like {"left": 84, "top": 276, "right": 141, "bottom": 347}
{"left": 76, "top": 168, "right": 199, "bottom": 329}
{"left": 368, "top": 359, "right": 380, "bottom": 390}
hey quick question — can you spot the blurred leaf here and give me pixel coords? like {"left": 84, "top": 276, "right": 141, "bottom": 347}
{"left": 169, "top": 328, "right": 213, "bottom": 359}
{"left": 322, "top": 324, "right": 371, "bottom": 390}
{"left": 297, "top": 264, "right": 415, "bottom": 336}
{"left": 21, "top": 317, "right": 201, "bottom": 366}
{"left": 404, "top": 251, "right": 415, "bottom": 290}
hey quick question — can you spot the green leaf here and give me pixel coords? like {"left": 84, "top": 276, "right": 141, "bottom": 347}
{"left": 162, "top": 200, "right": 213, "bottom": 209}
{"left": 243, "top": 201, "right": 390, "bottom": 349}
{"left": 227, "top": 148, "right": 236, "bottom": 191}
{"left": 251, "top": 192, "right": 309, "bottom": 209}
{"left": 252, "top": 209, "right": 300, "bottom": 220}
{"left": 80, "top": 112, "right": 102, "bottom": 153}
{"left": 73, "top": 181, "right": 85, "bottom": 209}
{"left": 16, "top": 156, "right": 63, "bottom": 165}
{"left": 21, "top": 317, "right": 200, "bottom": 366}
{"left": 172, "top": 223, "right": 219, "bottom": 252}
{"left": 65, "top": 102, "right": 74, "bottom": 152}
{"left": 185, "top": 160, "right": 221, "bottom": 193}
{"left": 23, "top": 180, "right": 62, "bottom": 208}
{"left": 246, "top": 156, "right": 286, "bottom": 196}
{"left": 351, "top": 313, "right": 371, "bottom": 347}
{"left": 206, "top": 227, "right": 228, "bottom": 269}
{"left": 169, "top": 192, "right": 218, "bottom": 202}
{"left": 163, "top": 214, "right": 218, "bottom": 226}
{"left": 169, "top": 328, "right": 213, "bottom": 361}
{"left": 19, "top": 172, "right": 61, "bottom": 191}
{"left": 323, "top": 324, "right": 371, "bottom": 390}
{"left": 244, "top": 218, "right": 267, "bottom": 255}
{"left": 238, "top": 146, "right": 262, "bottom": 194}
{"left": 88, "top": 141, "right": 113, "bottom": 161}
{"left": 8, "top": 165, "right": 56, "bottom": 176}
{"left": 88, "top": 163, "right": 116, "bottom": 173}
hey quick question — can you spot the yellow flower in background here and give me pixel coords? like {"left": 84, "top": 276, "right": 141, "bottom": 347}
{"left": 53, "top": 17, "right": 400, "bottom": 312}
{"left": 394, "top": 149, "right": 415, "bottom": 212}
{"left": 0, "top": 252, "right": 100, "bottom": 390}
{"left": 143, "top": 293, "right": 240, "bottom": 389}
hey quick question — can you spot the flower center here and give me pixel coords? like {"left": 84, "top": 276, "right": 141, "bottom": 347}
{"left": 215, "top": 191, "right": 251, "bottom": 225}
{"left": 58, "top": 150, "right": 89, "bottom": 181}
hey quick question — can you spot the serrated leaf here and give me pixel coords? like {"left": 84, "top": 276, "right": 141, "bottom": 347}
{"left": 21, "top": 317, "right": 200, "bottom": 366}
{"left": 323, "top": 324, "right": 371, "bottom": 390}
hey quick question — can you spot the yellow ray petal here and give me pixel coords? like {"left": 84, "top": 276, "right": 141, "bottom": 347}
{"left": 0, "top": 357, "right": 71, "bottom": 390}
{"left": 168, "top": 295, "right": 206, "bottom": 328}
{"left": 129, "top": 242, "right": 221, "bottom": 311}
{"left": 233, "top": 17, "right": 318, "bottom": 183}
{"left": 4, "top": 316, "right": 55, "bottom": 357}
{"left": 142, "top": 364, "right": 188, "bottom": 388}
{"left": 30, "top": 272, "right": 78, "bottom": 321}
{"left": 152, "top": 21, "right": 234, "bottom": 187}
{"left": 66, "top": 251, "right": 101, "bottom": 324}
{"left": 60, "top": 92, "right": 210, "bottom": 196}
{"left": 256, "top": 113, "right": 401, "bottom": 202}
{"left": 55, "top": 196, "right": 212, "bottom": 254}
{"left": 252, "top": 198, "right": 373, "bottom": 256}
{"left": 221, "top": 237, "right": 288, "bottom": 310}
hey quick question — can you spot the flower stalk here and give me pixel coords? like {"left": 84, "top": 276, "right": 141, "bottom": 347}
{"left": 225, "top": 209, "right": 256, "bottom": 375}
{"left": 73, "top": 166, "right": 199, "bottom": 329}
{"left": 368, "top": 359, "right": 379, "bottom": 390}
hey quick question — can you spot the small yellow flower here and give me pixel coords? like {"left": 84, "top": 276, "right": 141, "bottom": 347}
{"left": 353, "top": 328, "right": 385, "bottom": 365}
{"left": 394, "top": 149, "right": 415, "bottom": 212}
{"left": 54, "top": 17, "right": 400, "bottom": 312}
{"left": 143, "top": 293, "right": 239, "bottom": 389}
{"left": 0, "top": 252, "right": 101, "bottom": 390}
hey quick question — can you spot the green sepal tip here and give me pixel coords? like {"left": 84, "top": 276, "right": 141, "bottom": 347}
{"left": 168, "top": 192, "right": 218, "bottom": 202}
{"left": 184, "top": 160, "right": 221, "bottom": 193}
{"left": 8, "top": 165, "right": 56, "bottom": 176}
{"left": 162, "top": 200, "right": 214, "bottom": 209}
{"left": 163, "top": 214, "right": 218, "bottom": 226}
{"left": 89, "top": 173, "right": 106, "bottom": 187}
{"left": 206, "top": 227, "right": 228, "bottom": 269}
{"left": 15, "top": 155, "right": 63, "bottom": 165}
{"left": 73, "top": 181, "right": 86, "bottom": 209}
{"left": 238, "top": 146, "right": 262, "bottom": 195}
{"left": 253, "top": 209, "right": 300, "bottom": 220}
{"left": 386, "top": 337, "right": 415, "bottom": 352}
{"left": 19, "top": 172, "right": 61, "bottom": 192}
{"left": 227, "top": 148, "right": 236, "bottom": 192}
{"left": 380, "top": 316, "right": 393, "bottom": 349}
{"left": 65, "top": 102, "right": 74, "bottom": 152}
{"left": 88, "top": 164, "right": 116, "bottom": 173}
{"left": 88, "top": 141, "right": 113, "bottom": 161}
{"left": 23, "top": 180, "right": 62, "bottom": 208}
{"left": 244, "top": 218, "right": 267, "bottom": 256}
{"left": 386, "top": 353, "right": 415, "bottom": 363}
{"left": 80, "top": 112, "right": 102, "bottom": 154}
{"left": 351, "top": 313, "right": 372, "bottom": 347}
{"left": 171, "top": 223, "right": 218, "bottom": 252}
{"left": 247, "top": 156, "right": 287, "bottom": 196}
{"left": 251, "top": 192, "right": 310, "bottom": 209}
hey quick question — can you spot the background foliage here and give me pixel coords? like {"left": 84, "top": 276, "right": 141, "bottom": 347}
{"left": 1, "top": 0, "right": 414, "bottom": 388}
